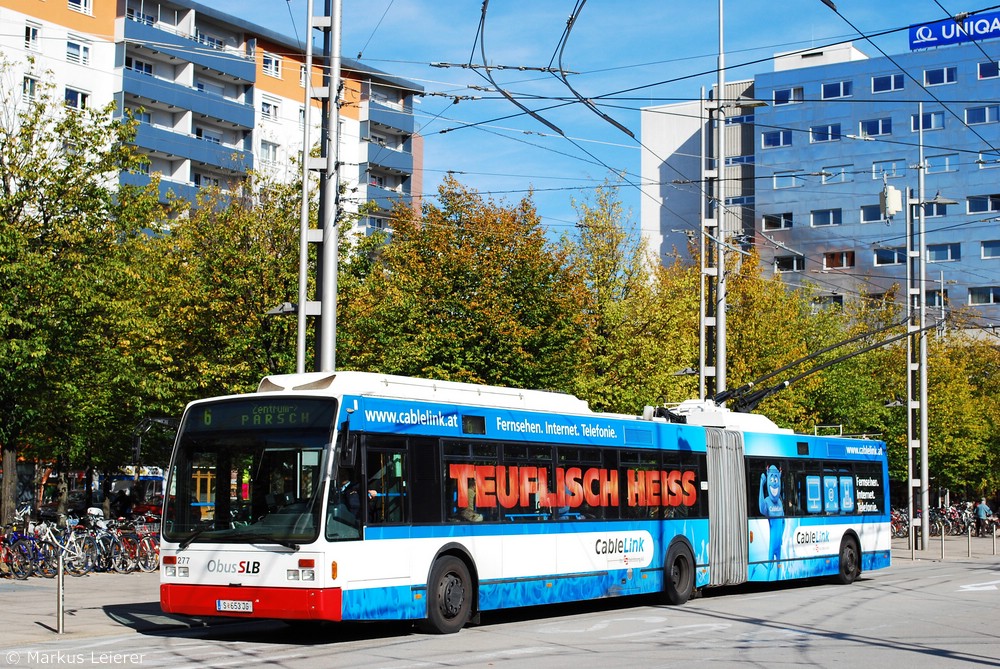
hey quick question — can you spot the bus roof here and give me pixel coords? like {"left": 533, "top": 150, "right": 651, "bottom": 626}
{"left": 255, "top": 371, "right": 593, "bottom": 415}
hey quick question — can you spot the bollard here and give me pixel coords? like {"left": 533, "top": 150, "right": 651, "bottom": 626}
{"left": 968, "top": 523, "right": 973, "bottom": 558}
{"left": 940, "top": 523, "right": 945, "bottom": 560}
{"left": 56, "top": 554, "right": 65, "bottom": 634}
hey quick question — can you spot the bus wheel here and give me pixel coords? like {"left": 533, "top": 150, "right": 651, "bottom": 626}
{"left": 664, "top": 542, "right": 694, "bottom": 605}
{"left": 836, "top": 536, "right": 861, "bottom": 585}
{"left": 423, "top": 556, "right": 472, "bottom": 634}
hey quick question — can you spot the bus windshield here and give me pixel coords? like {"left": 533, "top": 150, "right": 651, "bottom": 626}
{"left": 162, "top": 398, "right": 337, "bottom": 548}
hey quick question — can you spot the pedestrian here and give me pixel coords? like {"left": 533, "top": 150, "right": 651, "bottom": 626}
{"left": 975, "top": 497, "right": 992, "bottom": 537}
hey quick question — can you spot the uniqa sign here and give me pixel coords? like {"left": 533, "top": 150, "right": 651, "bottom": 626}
{"left": 910, "top": 12, "right": 1000, "bottom": 49}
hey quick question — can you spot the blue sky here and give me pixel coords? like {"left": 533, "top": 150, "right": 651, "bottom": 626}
{"left": 213, "top": 0, "right": 977, "bottom": 235}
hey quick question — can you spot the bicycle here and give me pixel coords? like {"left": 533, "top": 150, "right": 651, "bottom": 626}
{"left": 35, "top": 517, "right": 98, "bottom": 576}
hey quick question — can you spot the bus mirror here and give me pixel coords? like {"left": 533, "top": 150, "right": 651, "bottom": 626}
{"left": 338, "top": 423, "right": 355, "bottom": 465}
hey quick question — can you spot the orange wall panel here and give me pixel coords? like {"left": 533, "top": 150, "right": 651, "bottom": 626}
{"left": 1, "top": 0, "right": 116, "bottom": 38}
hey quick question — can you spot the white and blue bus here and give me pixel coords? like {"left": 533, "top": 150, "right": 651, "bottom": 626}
{"left": 159, "top": 371, "right": 891, "bottom": 633}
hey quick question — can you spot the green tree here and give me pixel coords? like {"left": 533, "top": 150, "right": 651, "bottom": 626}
{"left": 338, "top": 176, "right": 587, "bottom": 389}
{"left": 137, "top": 174, "right": 304, "bottom": 405}
{"left": 0, "top": 61, "right": 157, "bottom": 522}
{"left": 566, "top": 180, "right": 699, "bottom": 413}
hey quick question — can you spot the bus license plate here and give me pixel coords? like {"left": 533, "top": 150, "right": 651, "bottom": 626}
{"left": 216, "top": 599, "right": 253, "bottom": 613}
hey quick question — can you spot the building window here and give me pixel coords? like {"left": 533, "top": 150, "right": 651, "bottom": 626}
{"left": 196, "top": 79, "right": 225, "bottom": 96}
{"left": 725, "top": 154, "right": 754, "bottom": 166}
{"left": 125, "top": 56, "right": 153, "bottom": 76}
{"left": 64, "top": 88, "right": 89, "bottom": 110}
{"left": 861, "top": 204, "right": 885, "bottom": 224}
{"left": 260, "top": 140, "right": 279, "bottom": 164}
{"left": 25, "top": 24, "right": 39, "bottom": 50}
{"left": 911, "top": 111, "right": 944, "bottom": 131}
{"left": 968, "top": 194, "right": 1000, "bottom": 214}
{"left": 873, "top": 158, "right": 906, "bottom": 179}
{"left": 197, "top": 31, "right": 224, "bottom": 50}
{"left": 923, "top": 202, "right": 948, "bottom": 217}
{"left": 774, "top": 255, "right": 804, "bottom": 272}
{"left": 979, "top": 61, "right": 1000, "bottom": 79}
{"left": 874, "top": 247, "right": 905, "bottom": 265}
{"left": 811, "top": 208, "right": 842, "bottom": 227}
{"left": 982, "top": 240, "right": 1000, "bottom": 258}
{"left": 68, "top": 0, "right": 92, "bottom": 15}
{"left": 261, "top": 99, "right": 279, "bottom": 121}
{"left": 926, "top": 153, "right": 958, "bottom": 173}
{"left": 924, "top": 66, "right": 957, "bottom": 86}
{"left": 969, "top": 287, "right": 1000, "bottom": 305}
{"left": 812, "top": 295, "right": 844, "bottom": 313}
{"left": 810, "top": 123, "right": 841, "bottom": 142}
{"left": 872, "top": 73, "right": 904, "bottom": 92}
{"left": 821, "top": 165, "right": 851, "bottom": 184}
{"left": 927, "top": 243, "right": 960, "bottom": 263}
{"left": 262, "top": 52, "right": 282, "bottom": 78}
{"left": 195, "top": 127, "right": 223, "bottom": 144}
{"left": 821, "top": 80, "right": 853, "bottom": 99}
{"left": 927, "top": 290, "right": 948, "bottom": 308}
{"left": 859, "top": 117, "right": 892, "bottom": 137}
{"left": 22, "top": 76, "right": 38, "bottom": 102}
{"left": 126, "top": 7, "right": 155, "bottom": 25}
{"left": 772, "top": 87, "right": 803, "bottom": 105}
{"left": 966, "top": 105, "right": 1000, "bottom": 125}
{"left": 300, "top": 64, "right": 307, "bottom": 87}
{"left": 369, "top": 173, "right": 386, "bottom": 188}
{"left": 773, "top": 171, "right": 801, "bottom": 189}
{"left": 823, "top": 251, "right": 855, "bottom": 269}
{"left": 762, "top": 130, "right": 792, "bottom": 148}
{"left": 763, "top": 212, "right": 793, "bottom": 230}
{"left": 194, "top": 173, "right": 221, "bottom": 188}
{"left": 66, "top": 40, "right": 91, "bottom": 65}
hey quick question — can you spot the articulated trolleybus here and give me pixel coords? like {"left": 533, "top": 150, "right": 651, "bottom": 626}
{"left": 160, "top": 371, "right": 890, "bottom": 633}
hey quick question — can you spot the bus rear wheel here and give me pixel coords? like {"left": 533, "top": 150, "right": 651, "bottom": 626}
{"left": 836, "top": 536, "right": 861, "bottom": 585}
{"left": 423, "top": 556, "right": 472, "bottom": 634}
{"left": 664, "top": 542, "right": 694, "bottom": 605}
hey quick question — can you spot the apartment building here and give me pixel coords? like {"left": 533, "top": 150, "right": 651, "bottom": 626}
{"left": 642, "top": 19, "right": 1000, "bottom": 325}
{"left": 0, "top": 0, "right": 423, "bottom": 234}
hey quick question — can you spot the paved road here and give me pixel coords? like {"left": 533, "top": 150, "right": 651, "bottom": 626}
{"left": 1, "top": 536, "right": 998, "bottom": 668}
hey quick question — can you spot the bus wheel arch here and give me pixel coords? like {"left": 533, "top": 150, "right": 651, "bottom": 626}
{"left": 835, "top": 532, "right": 862, "bottom": 585}
{"left": 421, "top": 545, "right": 478, "bottom": 634}
{"left": 663, "top": 538, "right": 695, "bottom": 605}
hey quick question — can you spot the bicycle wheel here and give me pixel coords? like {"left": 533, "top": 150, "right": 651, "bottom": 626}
{"left": 34, "top": 541, "right": 59, "bottom": 578}
{"left": 137, "top": 535, "right": 159, "bottom": 572}
{"left": 68, "top": 535, "right": 97, "bottom": 575}
{"left": 94, "top": 533, "right": 114, "bottom": 572}
{"left": 112, "top": 535, "right": 137, "bottom": 573}
{"left": 7, "top": 540, "right": 32, "bottom": 580}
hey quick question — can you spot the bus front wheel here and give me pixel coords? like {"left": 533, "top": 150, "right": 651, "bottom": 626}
{"left": 664, "top": 542, "right": 694, "bottom": 605}
{"left": 836, "top": 537, "right": 861, "bottom": 585}
{"left": 423, "top": 556, "right": 472, "bottom": 634}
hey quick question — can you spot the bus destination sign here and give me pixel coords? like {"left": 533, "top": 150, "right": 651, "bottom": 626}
{"left": 184, "top": 398, "right": 337, "bottom": 432}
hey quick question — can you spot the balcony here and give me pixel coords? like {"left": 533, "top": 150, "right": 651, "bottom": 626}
{"left": 365, "top": 184, "right": 408, "bottom": 211}
{"left": 124, "top": 17, "right": 254, "bottom": 82}
{"left": 120, "top": 171, "right": 198, "bottom": 204}
{"left": 123, "top": 70, "right": 254, "bottom": 129}
{"left": 363, "top": 99, "right": 415, "bottom": 135}
{"left": 133, "top": 123, "right": 252, "bottom": 172}
{"left": 363, "top": 142, "right": 413, "bottom": 175}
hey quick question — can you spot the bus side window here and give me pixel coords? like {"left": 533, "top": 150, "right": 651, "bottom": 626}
{"left": 366, "top": 449, "right": 408, "bottom": 525}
